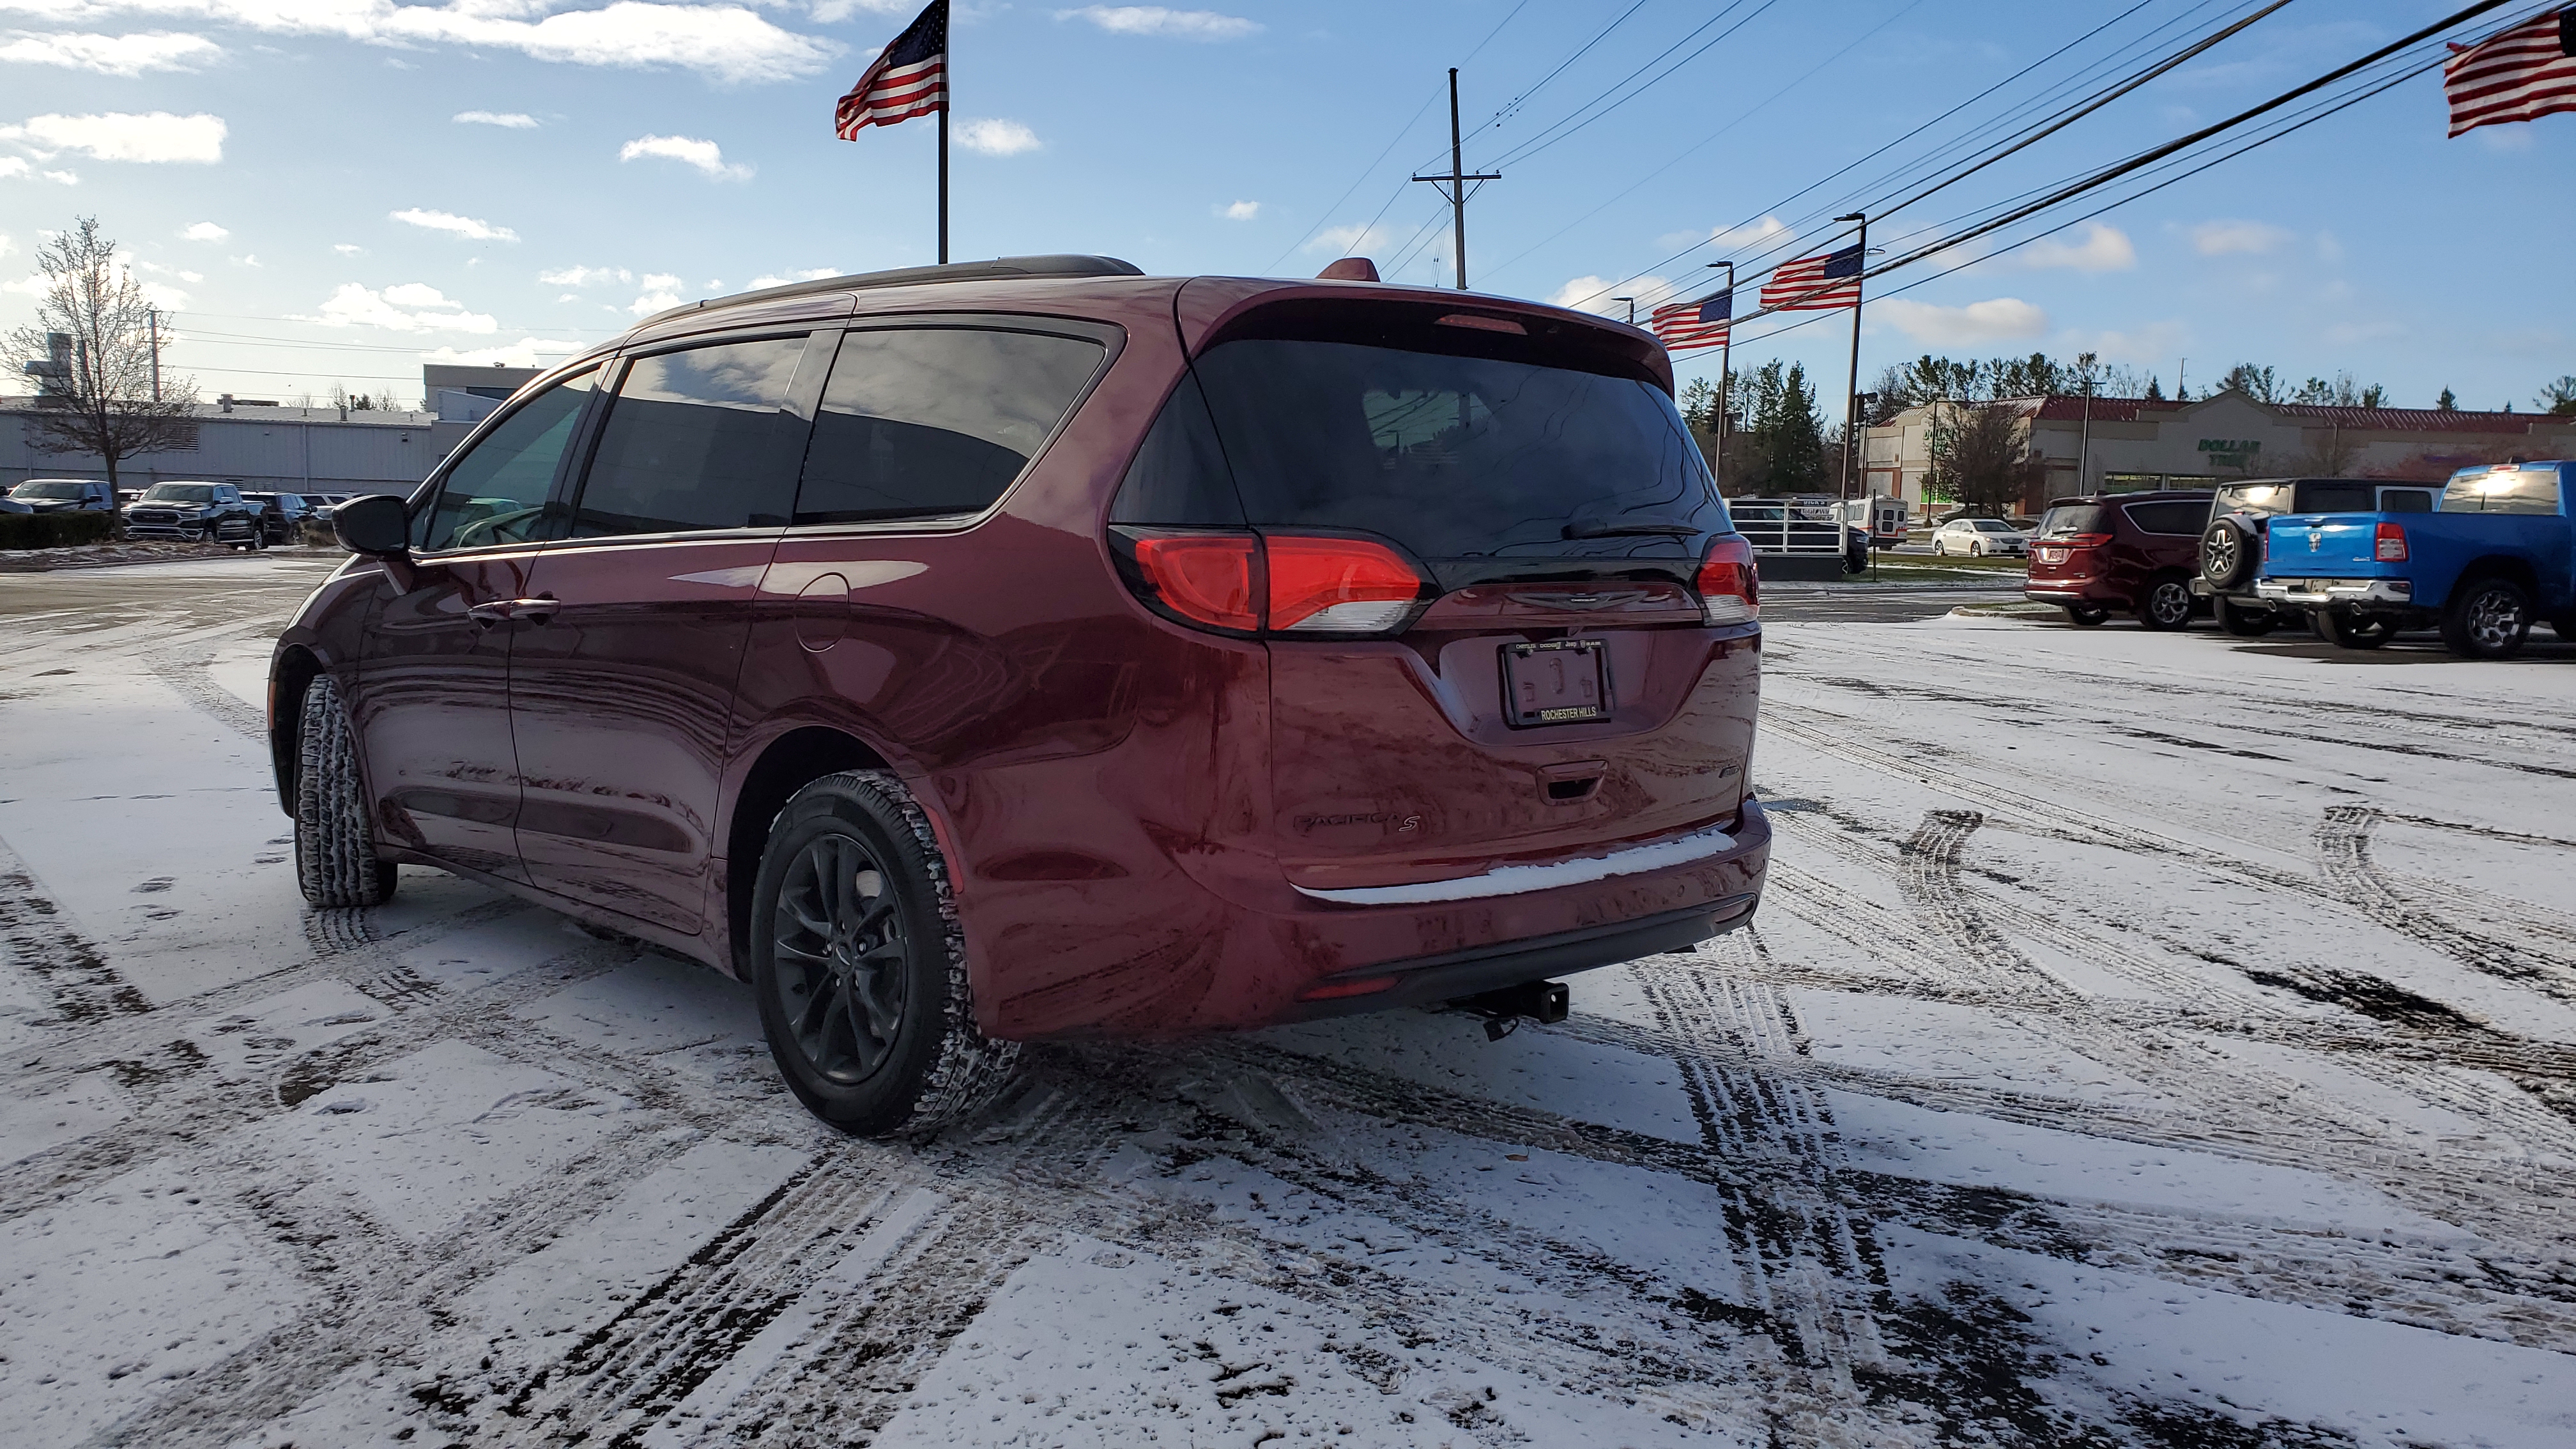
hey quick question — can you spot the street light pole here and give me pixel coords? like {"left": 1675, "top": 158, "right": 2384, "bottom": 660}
{"left": 1836, "top": 213, "right": 1866, "bottom": 504}
{"left": 1613, "top": 296, "right": 1635, "bottom": 325}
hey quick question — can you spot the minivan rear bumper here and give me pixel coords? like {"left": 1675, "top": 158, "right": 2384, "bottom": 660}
{"left": 1273, "top": 797, "right": 1772, "bottom": 1023}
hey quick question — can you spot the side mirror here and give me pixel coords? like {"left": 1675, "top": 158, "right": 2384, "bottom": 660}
{"left": 333, "top": 493, "right": 410, "bottom": 558}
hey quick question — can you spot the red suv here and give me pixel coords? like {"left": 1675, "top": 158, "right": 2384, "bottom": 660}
{"left": 2023, "top": 489, "right": 2215, "bottom": 628}
{"left": 272, "top": 256, "right": 1770, "bottom": 1136}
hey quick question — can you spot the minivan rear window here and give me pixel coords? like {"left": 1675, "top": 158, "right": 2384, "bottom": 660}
{"left": 1183, "top": 338, "right": 1725, "bottom": 558}
{"left": 2035, "top": 505, "right": 2108, "bottom": 538}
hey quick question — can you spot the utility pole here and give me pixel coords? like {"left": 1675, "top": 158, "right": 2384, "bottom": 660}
{"left": 148, "top": 307, "right": 161, "bottom": 402}
{"left": 1413, "top": 68, "right": 1499, "bottom": 290}
{"left": 1837, "top": 212, "right": 1867, "bottom": 502}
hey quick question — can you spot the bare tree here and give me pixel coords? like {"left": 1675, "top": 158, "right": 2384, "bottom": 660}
{"left": 1928, "top": 401, "right": 2043, "bottom": 516}
{"left": 8, "top": 217, "right": 199, "bottom": 514}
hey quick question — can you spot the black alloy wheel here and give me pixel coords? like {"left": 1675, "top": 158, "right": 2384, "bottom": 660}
{"left": 2212, "top": 596, "right": 2276, "bottom": 637}
{"left": 2136, "top": 576, "right": 2194, "bottom": 631}
{"left": 2064, "top": 604, "right": 2108, "bottom": 627}
{"left": 749, "top": 770, "right": 1021, "bottom": 1137}
{"left": 2311, "top": 610, "right": 2394, "bottom": 649}
{"left": 770, "top": 831, "right": 909, "bottom": 1086}
{"left": 2439, "top": 576, "right": 2532, "bottom": 661}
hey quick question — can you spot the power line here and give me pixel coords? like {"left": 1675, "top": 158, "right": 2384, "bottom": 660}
{"left": 1480, "top": 0, "right": 1785, "bottom": 172}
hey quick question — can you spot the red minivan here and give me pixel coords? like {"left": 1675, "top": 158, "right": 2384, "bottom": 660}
{"left": 272, "top": 256, "right": 1771, "bottom": 1135}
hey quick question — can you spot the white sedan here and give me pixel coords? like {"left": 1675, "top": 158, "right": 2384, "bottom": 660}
{"left": 1931, "top": 517, "right": 2032, "bottom": 557}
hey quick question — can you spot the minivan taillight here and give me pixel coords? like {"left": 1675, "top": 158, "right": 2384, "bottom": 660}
{"left": 2375, "top": 521, "right": 2408, "bottom": 562}
{"left": 1114, "top": 529, "right": 1428, "bottom": 636}
{"left": 1128, "top": 533, "right": 1259, "bottom": 632}
{"left": 1696, "top": 535, "right": 1759, "bottom": 624}
{"left": 1267, "top": 536, "right": 1426, "bottom": 632}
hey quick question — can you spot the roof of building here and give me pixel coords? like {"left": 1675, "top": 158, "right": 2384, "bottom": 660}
{"left": 2009, "top": 392, "right": 2572, "bottom": 434}
{"left": 2, "top": 395, "right": 433, "bottom": 425}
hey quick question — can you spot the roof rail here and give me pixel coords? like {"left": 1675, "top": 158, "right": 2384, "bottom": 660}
{"left": 634, "top": 254, "right": 1145, "bottom": 329}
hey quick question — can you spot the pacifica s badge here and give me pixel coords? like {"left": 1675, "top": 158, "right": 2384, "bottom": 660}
{"left": 1294, "top": 811, "right": 1423, "bottom": 834}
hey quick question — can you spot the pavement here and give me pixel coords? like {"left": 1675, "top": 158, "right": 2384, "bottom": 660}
{"left": 4, "top": 551, "right": 2574, "bottom": 1448}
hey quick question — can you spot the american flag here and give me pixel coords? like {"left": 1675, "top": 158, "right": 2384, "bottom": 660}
{"left": 2445, "top": 9, "right": 2576, "bottom": 139}
{"left": 837, "top": 0, "right": 947, "bottom": 139}
{"left": 1757, "top": 244, "right": 1863, "bottom": 311}
{"left": 1649, "top": 291, "right": 1730, "bottom": 352}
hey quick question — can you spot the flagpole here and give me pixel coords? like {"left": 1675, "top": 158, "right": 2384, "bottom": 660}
{"left": 1709, "top": 260, "right": 1734, "bottom": 493}
{"left": 937, "top": 66, "right": 949, "bottom": 264}
{"left": 1837, "top": 211, "right": 1866, "bottom": 502}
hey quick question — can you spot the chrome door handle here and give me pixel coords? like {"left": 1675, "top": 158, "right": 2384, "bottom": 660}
{"left": 466, "top": 597, "right": 558, "bottom": 627}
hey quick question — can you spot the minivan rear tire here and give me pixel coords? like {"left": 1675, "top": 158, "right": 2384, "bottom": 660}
{"left": 749, "top": 770, "right": 1020, "bottom": 1138}
{"left": 2212, "top": 596, "right": 2275, "bottom": 636}
{"left": 295, "top": 675, "right": 398, "bottom": 908}
{"left": 2136, "top": 576, "right": 2193, "bottom": 631}
{"left": 2064, "top": 604, "right": 2108, "bottom": 627}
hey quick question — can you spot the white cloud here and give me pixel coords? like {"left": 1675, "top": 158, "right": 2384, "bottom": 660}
{"left": 954, "top": 118, "right": 1039, "bottom": 155}
{"left": 310, "top": 280, "right": 498, "bottom": 333}
{"left": 1306, "top": 222, "right": 1395, "bottom": 256}
{"left": 392, "top": 207, "right": 518, "bottom": 241}
{"left": 1057, "top": 6, "right": 1259, "bottom": 39}
{"left": 1217, "top": 199, "right": 1259, "bottom": 220}
{"left": 0, "top": 0, "right": 836, "bottom": 84}
{"left": 181, "top": 220, "right": 226, "bottom": 241}
{"left": 2015, "top": 222, "right": 2134, "bottom": 273}
{"left": 420, "top": 336, "right": 581, "bottom": 367}
{"left": 334, "top": 242, "right": 364, "bottom": 254}
{"left": 746, "top": 266, "right": 838, "bottom": 288}
{"left": 0, "top": 30, "right": 220, "bottom": 75}
{"left": 0, "top": 157, "right": 25, "bottom": 178}
{"left": 0, "top": 111, "right": 224, "bottom": 162}
{"left": 618, "top": 132, "right": 750, "bottom": 178}
{"left": 1876, "top": 297, "right": 2049, "bottom": 345}
{"left": 539, "top": 263, "right": 632, "bottom": 286}
{"left": 2189, "top": 219, "right": 2291, "bottom": 256}
{"left": 1547, "top": 275, "right": 1674, "bottom": 320}
{"left": 808, "top": 0, "right": 907, "bottom": 20}
{"left": 1706, "top": 215, "right": 1795, "bottom": 252}
{"left": 629, "top": 272, "right": 684, "bottom": 314}
{"left": 454, "top": 110, "right": 539, "bottom": 128}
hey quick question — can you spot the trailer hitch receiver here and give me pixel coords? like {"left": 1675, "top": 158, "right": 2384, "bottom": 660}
{"left": 1453, "top": 979, "right": 1570, "bottom": 1041}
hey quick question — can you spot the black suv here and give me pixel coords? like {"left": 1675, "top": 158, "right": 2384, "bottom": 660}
{"left": 244, "top": 491, "right": 315, "bottom": 544}
{"left": 2193, "top": 479, "right": 2437, "bottom": 636}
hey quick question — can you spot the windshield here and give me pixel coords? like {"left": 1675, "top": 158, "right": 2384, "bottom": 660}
{"left": 2035, "top": 505, "right": 2108, "bottom": 538}
{"left": 12, "top": 482, "right": 89, "bottom": 500}
{"left": 1188, "top": 337, "right": 1727, "bottom": 558}
{"left": 141, "top": 484, "right": 216, "bottom": 503}
{"left": 2441, "top": 466, "right": 2562, "bottom": 514}
{"left": 1971, "top": 520, "right": 2016, "bottom": 532}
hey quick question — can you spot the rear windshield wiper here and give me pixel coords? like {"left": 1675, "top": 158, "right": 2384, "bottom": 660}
{"left": 1561, "top": 521, "right": 1701, "bottom": 539}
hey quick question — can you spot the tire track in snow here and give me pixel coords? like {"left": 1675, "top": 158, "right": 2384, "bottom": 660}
{"left": 2317, "top": 805, "right": 2576, "bottom": 1005}
{"left": 0, "top": 840, "right": 151, "bottom": 1030}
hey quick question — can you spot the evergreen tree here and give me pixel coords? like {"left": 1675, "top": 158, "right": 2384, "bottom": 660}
{"left": 2437, "top": 386, "right": 2457, "bottom": 411}
{"left": 2535, "top": 376, "right": 2576, "bottom": 416}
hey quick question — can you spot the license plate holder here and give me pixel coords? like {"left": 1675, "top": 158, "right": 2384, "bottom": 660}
{"left": 1503, "top": 640, "right": 1609, "bottom": 727}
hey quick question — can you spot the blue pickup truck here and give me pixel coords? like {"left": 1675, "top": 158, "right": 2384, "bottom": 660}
{"left": 2255, "top": 460, "right": 2572, "bottom": 659}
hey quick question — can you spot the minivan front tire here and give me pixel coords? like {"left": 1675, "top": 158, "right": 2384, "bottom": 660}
{"left": 295, "top": 675, "right": 398, "bottom": 907}
{"left": 749, "top": 770, "right": 1020, "bottom": 1138}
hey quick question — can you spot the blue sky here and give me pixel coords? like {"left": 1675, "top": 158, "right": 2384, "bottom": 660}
{"left": 2, "top": 0, "right": 2568, "bottom": 417}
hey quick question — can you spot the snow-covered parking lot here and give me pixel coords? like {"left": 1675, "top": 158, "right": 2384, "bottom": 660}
{"left": 5, "top": 555, "right": 2575, "bottom": 1448}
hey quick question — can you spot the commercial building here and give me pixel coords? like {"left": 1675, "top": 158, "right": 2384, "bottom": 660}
{"left": 1861, "top": 388, "right": 2576, "bottom": 514}
{"left": 1, "top": 363, "right": 542, "bottom": 497}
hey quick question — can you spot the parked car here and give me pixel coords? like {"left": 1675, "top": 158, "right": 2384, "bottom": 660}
{"left": 2193, "top": 477, "right": 2436, "bottom": 637}
{"left": 1930, "top": 516, "right": 2031, "bottom": 558}
{"left": 272, "top": 254, "right": 1774, "bottom": 1138}
{"left": 123, "top": 480, "right": 263, "bottom": 546}
{"left": 244, "top": 491, "right": 316, "bottom": 544}
{"left": 8, "top": 479, "right": 115, "bottom": 512}
{"left": 2023, "top": 489, "right": 2214, "bottom": 628}
{"left": 2255, "top": 459, "right": 2573, "bottom": 659}
{"left": 0, "top": 495, "right": 29, "bottom": 515}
